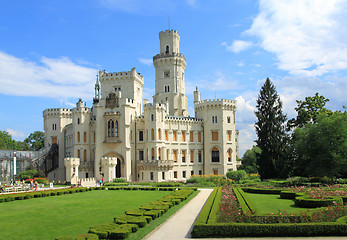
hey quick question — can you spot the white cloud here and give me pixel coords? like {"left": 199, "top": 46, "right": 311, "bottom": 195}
{"left": 247, "top": 0, "right": 347, "bottom": 76}
{"left": 138, "top": 58, "right": 153, "bottom": 66}
{"left": 0, "top": 51, "right": 96, "bottom": 99}
{"left": 6, "top": 128, "right": 25, "bottom": 139}
{"left": 186, "top": 0, "right": 196, "bottom": 6}
{"left": 237, "top": 61, "right": 245, "bottom": 67}
{"left": 221, "top": 40, "right": 253, "bottom": 53}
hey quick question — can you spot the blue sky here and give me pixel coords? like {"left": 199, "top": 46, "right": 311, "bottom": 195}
{"left": 1, "top": 0, "right": 347, "bottom": 156}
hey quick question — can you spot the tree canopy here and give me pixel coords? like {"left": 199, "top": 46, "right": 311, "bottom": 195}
{"left": 24, "top": 131, "right": 44, "bottom": 151}
{"left": 0, "top": 130, "right": 44, "bottom": 151}
{"left": 238, "top": 146, "right": 260, "bottom": 174}
{"left": 255, "top": 78, "right": 288, "bottom": 180}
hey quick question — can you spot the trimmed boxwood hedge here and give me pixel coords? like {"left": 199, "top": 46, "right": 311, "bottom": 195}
{"left": 242, "top": 187, "right": 282, "bottom": 195}
{"left": 207, "top": 187, "right": 222, "bottom": 224}
{"left": 295, "top": 196, "right": 343, "bottom": 208}
{"left": 192, "top": 222, "right": 347, "bottom": 238}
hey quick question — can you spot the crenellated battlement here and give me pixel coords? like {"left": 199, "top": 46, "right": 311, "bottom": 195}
{"left": 195, "top": 99, "right": 237, "bottom": 111}
{"left": 143, "top": 102, "right": 166, "bottom": 111}
{"left": 43, "top": 108, "right": 72, "bottom": 117}
{"left": 99, "top": 67, "right": 144, "bottom": 84}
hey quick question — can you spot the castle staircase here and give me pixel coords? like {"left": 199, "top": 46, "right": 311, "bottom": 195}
{"left": 31, "top": 144, "right": 59, "bottom": 175}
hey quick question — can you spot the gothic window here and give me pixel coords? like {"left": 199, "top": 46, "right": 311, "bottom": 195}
{"left": 190, "top": 131, "right": 194, "bottom": 142}
{"left": 190, "top": 150, "right": 194, "bottom": 163}
{"left": 139, "top": 131, "right": 144, "bottom": 141}
{"left": 173, "top": 150, "right": 177, "bottom": 162}
{"left": 151, "top": 128, "right": 154, "bottom": 140}
{"left": 212, "top": 116, "right": 214, "bottom": 123}
{"left": 115, "top": 121, "right": 118, "bottom": 137}
{"left": 227, "top": 131, "right": 231, "bottom": 141}
{"left": 77, "top": 118, "right": 80, "bottom": 124}
{"left": 77, "top": 132, "right": 80, "bottom": 142}
{"left": 83, "top": 149, "right": 87, "bottom": 163}
{"left": 108, "top": 120, "right": 114, "bottom": 137}
{"left": 166, "top": 45, "right": 169, "bottom": 54}
{"left": 227, "top": 149, "right": 232, "bottom": 162}
{"left": 77, "top": 149, "right": 81, "bottom": 159}
{"left": 212, "top": 147, "right": 220, "bottom": 162}
{"left": 151, "top": 148, "right": 155, "bottom": 160}
{"left": 173, "top": 131, "right": 177, "bottom": 141}
{"left": 158, "top": 148, "right": 161, "bottom": 160}
{"left": 84, "top": 132, "right": 87, "bottom": 142}
{"left": 151, "top": 114, "right": 154, "bottom": 121}
{"left": 165, "top": 130, "right": 168, "bottom": 141}
{"left": 158, "top": 128, "right": 161, "bottom": 140}
{"left": 182, "top": 131, "right": 186, "bottom": 142}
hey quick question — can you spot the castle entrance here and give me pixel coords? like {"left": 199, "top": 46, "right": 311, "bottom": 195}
{"left": 116, "top": 159, "right": 121, "bottom": 178}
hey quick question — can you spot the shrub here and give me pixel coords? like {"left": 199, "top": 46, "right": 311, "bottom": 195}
{"left": 242, "top": 187, "right": 282, "bottom": 195}
{"left": 55, "top": 236, "right": 74, "bottom": 240}
{"left": 226, "top": 170, "right": 247, "bottom": 182}
{"left": 75, "top": 233, "right": 99, "bottom": 240}
{"left": 207, "top": 187, "right": 222, "bottom": 224}
{"left": 153, "top": 182, "right": 181, "bottom": 187}
{"left": 113, "top": 178, "right": 127, "bottom": 183}
{"left": 194, "top": 188, "right": 218, "bottom": 225}
{"left": 295, "top": 196, "right": 343, "bottom": 208}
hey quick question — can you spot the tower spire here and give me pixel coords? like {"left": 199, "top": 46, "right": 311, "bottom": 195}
{"left": 95, "top": 72, "right": 100, "bottom": 99}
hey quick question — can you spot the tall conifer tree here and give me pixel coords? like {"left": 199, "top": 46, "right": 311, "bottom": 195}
{"left": 255, "top": 78, "right": 287, "bottom": 179}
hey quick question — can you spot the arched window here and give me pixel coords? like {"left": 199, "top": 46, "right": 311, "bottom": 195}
{"left": 168, "top": 86, "right": 170, "bottom": 92}
{"left": 84, "top": 149, "right": 87, "bottom": 163}
{"left": 77, "top": 132, "right": 80, "bottom": 142}
{"left": 83, "top": 132, "right": 87, "bottom": 142}
{"left": 115, "top": 121, "right": 118, "bottom": 137}
{"left": 158, "top": 148, "right": 161, "bottom": 160}
{"left": 151, "top": 128, "right": 154, "bottom": 140}
{"left": 151, "top": 148, "right": 155, "bottom": 160}
{"left": 166, "top": 45, "right": 169, "bottom": 54}
{"left": 211, "top": 147, "right": 220, "bottom": 162}
{"left": 227, "top": 149, "right": 232, "bottom": 162}
{"left": 212, "top": 116, "right": 214, "bottom": 123}
{"left": 77, "top": 118, "right": 80, "bottom": 124}
{"left": 77, "top": 149, "right": 81, "bottom": 159}
{"left": 158, "top": 128, "right": 161, "bottom": 140}
{"left": 151, "top": 114, "right": 154, "bottom": 121}
{"left": 108, "top": 120, "right": 114, "bottom": 137}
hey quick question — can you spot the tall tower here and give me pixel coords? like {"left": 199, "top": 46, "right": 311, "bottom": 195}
{"left": 153, "top": 30, "right": 188, "bottom": 117}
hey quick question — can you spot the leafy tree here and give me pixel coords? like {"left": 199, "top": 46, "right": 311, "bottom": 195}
{"left": 238, "top": 146, "right": 261, "bottom": 174}
{"left": 24, "top": 131, "right": 44, "bottom": 151}
{"left": 255, "top": 78, "right": 288, "bottom": 180}
{"left": 0, "top": 131, "right": 16, "bottom": 150}
{"left": 291, "top": 111, "right": 347, "bottom": 178}
{"left": 226, "top": 170, "right": 247, "bottom": 182}
{"left": 287, "top": 93, "right": 330, "bottom": 130}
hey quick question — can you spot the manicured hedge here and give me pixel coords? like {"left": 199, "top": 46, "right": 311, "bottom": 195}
{"left": 233, "top": 187, "right": 256, "bottom": 214}
{"left": 207, "top": 187, "right": 222, "bottom": 224}
{"left": 242, "top": 187, "right": 282, "bottom": 195}
{"left": 194, "top": 188, "right": 219, "bottom": 225}
{"left": 191, "top": 222, "right": 347, "bottom": 238}
{"left": 295, "top": 196, "right": 343, "bottom": 208}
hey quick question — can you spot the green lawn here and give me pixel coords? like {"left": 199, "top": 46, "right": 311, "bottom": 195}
{"left": 243, "top": 192, "right": 311, "bottom": 215}
{"left": 0, "top": 190, "right": 170, "bottom": 240}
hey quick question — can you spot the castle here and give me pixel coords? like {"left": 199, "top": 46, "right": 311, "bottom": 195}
{"left": 43, "top": 29, "right": 239, "bottom": 184}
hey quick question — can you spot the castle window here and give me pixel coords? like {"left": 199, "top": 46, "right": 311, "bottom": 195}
{"left": 173, "top": 150, "right": 177, "bottom": 163}
{"left": 139, "top": 150, "right": 144, "bottom": 161}
{"left": 173, "top": 131, "right": 177, "bottom": 141}
{"left": 227, "top": 117, "right": 231, "bottom": 123}
{"left": 83, "top": 149, "right": 87, "bottom": 163}
{"left": 198, "top": 151, "right": 202, "bottom": 162}
{"left": 213, "top": 169, "right": 219, "bottom": 175}
{"left": 190, "top": 131, "right": 194, "bottom": 142}
{"left": 108, "top": 120, "right": 114, "bottom": 137}
{"left": 198, "top": 132, "right": 202, "bottom": 142}
{"left": 151, "top": 148, "right": 155, "bottom": 160}
{"left": 212, "top": 147, "right": 220, "bottom": 162}
{"left": 166, "top": 45, "right": 169, "bottom": 54}
{"left": 165, "top": 130, "right": 168, "bottom": 141}
{"left": 227, "top": 131, "right": 231, "bottom": 141}
{"left": 199, "top": 170, "right": 202, "bottom": 175}
{"left": 77, "top": 149, "right": 81, "bottom": 159}
{"left": 158, "top": 128, "right": 161, "bottom": 140}
{"left": 158, "top": 148, "right": 161, "bottom": 160}
{"left": 228, "top": 149, "right": 232, "bottom": 162}
{"left": 182, "top": 171, "right": 186, "bottom": 178}
{"left": 164, "top": 71, "right": 170, "bottom": 78}
{"left": 167, "top": 149, "right": 169, "bottom": 160}
{"left": 115, "top": 121, "right": 118, "bottom": 137}
{"left": 182, "top": 150, "right": 186, "bottom": 163}
{"left": 84, "top": 132, "right": 87, "bottom": 142}
{"left": 182, "top": 131, "right": 186, "bottom": 142}
{"left": 162, "top": 172, "right": 165, "bottom": 180}
{"left": 174, "top": 171, "right": 177, "bottom": 179}
{"left": 77, "top": 118, "right": 80, "bottom": 124}
{"left": 212, "top": 131, "right": 218, "bottom": 141}
{"left": 94, "top": 132, "right": 96, "bottom": 143}
{"left": 150, "top": 172, "right": 154, "bottom": 181}
{"left": 151, "top": 114, "right": 154, "bottom": 121}
{"left": 190, "top": 150, "right": 194, "bottom": 163}
{"left": 77, "top": 132, "right": 80, "bottom": 142}
{"left": 139, "top": 131, "right": 144, "bottom": 141}
{"left": 151, "top": 128, "right": 154, "bottom": 140}
{"left": 212, "top": 116, "right": 214, "bottom": 123}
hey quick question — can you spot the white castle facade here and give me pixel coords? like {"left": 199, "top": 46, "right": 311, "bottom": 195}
{"left": 43, "top": 30, "right": 239, "bottom": 184}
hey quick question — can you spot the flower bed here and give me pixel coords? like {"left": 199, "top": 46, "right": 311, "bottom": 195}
{"left": 191, "top": 186, "right": 347, "bottom": 238}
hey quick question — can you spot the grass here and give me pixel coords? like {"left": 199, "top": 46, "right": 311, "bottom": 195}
{"left": 128, "top": 190, "right": 200, "bottom": 240}
{"left": 0, "top": 190, "right": 170, "bottom": 240}
{"left": 243, "top": 192, "right": 311, "bottom": 215}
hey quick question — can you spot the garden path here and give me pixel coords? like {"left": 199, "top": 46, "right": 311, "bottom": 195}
{"left": 144, "top": 188, "right": 347, "bottom": 240}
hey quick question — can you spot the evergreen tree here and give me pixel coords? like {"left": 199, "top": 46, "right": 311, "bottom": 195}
{"left": 255, "top": 78, "right": 288, "bottom": 180}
